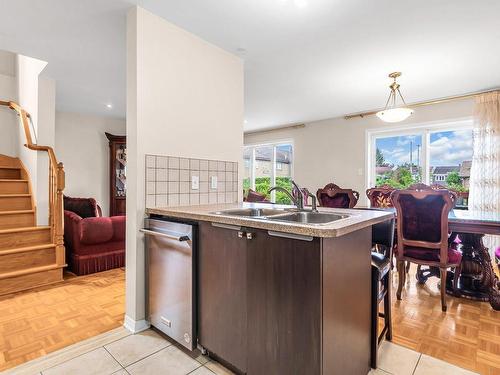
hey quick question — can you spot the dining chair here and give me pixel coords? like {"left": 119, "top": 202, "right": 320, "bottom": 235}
{"left": 316, "top": 183, "right": 359, "bottom": 208}
{"left": 370, "top": 217, "right": 394, "bottom": 368}
{"left": 366, "top": 185, "right": 395, "bottom": 208}
{"left": 391, "top": 183, "right": 462, "bottom": 312}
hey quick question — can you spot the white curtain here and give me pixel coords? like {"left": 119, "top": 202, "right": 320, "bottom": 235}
{"left": 468, "top": 91, "right": 500, "bottom": 255}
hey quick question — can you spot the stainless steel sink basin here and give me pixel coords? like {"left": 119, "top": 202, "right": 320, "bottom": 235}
{"left": 212, "top": 208, "right": 349, "bottom": 225}
{"left": 212, "top": 207, "right": 288, "bottom": 218}
{"left": 269, "top": 211, "right": 349, "bottom": 225}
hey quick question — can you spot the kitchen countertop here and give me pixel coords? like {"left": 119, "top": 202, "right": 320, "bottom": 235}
{"left": 146, "top": 203, "right": 393, "bottom": 238}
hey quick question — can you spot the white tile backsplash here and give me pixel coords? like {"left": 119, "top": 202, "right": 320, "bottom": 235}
{"left": 157, "top": 156, "right": 168, "bottom": 169}
{"left": 146, "top": 154, "right": 238, "bottom": 208}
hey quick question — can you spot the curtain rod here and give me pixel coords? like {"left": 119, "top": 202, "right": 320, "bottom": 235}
{"left": 244, "top": 123, "right": 305, "bottom": 135}
{"left": 344, "top": 88, "right": 500, "bottom": 120}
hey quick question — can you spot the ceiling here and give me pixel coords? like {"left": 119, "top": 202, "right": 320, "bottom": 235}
{"left": 0, "top": 0, "right": 499, "bottom": 131}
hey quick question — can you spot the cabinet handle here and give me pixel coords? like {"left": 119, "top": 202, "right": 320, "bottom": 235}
{"left": 267, "top": 231, "right": 314, "bottom": 242}
{"left": 238, "top": 231, "right": 244, "bottom": 238}
{"left": 246, "top": 232, "right": 253, "bottom": 240}
{"left": 211, "top": 222, "right": 242, "bottom": 231}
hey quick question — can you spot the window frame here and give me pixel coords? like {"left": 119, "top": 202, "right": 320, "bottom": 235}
{"left": 365, "top": 117, "right": 473, "bottom": 191}
{"left": 243, "top": 139, "right": 294, "bottom": 201}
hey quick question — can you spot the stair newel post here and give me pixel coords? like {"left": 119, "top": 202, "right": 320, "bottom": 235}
{"left": 55, "top": 162, "right": 65, "bottom": 266}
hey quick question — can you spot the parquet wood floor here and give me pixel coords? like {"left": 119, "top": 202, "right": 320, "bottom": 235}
{"left": 0, "top": 268, "right": 125, "bottom": 371}
{"left": 0, "top": 263, "right": 498, "bottom": 374}
{"left": 390, "top": 264, "right": 500, "bottom": 375}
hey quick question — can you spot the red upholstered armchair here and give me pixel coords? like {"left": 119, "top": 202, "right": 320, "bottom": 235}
{"left": 64, "top": 196, "right": 125, "bottom": 275}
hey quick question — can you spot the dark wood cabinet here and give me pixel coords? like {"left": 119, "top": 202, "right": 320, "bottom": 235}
{"left": 105, "top": 133, "right": 126, "bottom": 216}
{"left": 198, "top": 222, "right": 247, "bottom": 373}
{"left": 246, "top": 230, "right": 321, "bottom": 375}
{"left": 198, "top": 221, "right": 372, "bottom": 375}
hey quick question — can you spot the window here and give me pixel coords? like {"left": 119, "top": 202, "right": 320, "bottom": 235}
{"left": 368, "top": 120, "right": 473, "bottom": 194}
{"left": 243, "top": 142, "right": 293, "bottom": 204}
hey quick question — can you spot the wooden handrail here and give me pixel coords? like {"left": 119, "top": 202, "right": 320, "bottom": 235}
{"left": 0, "top": 100, "right": 65, "bottom": 267}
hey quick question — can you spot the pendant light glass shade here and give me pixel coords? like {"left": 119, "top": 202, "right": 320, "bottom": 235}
{"left": 376, "top": 107, "right": 414, "bottom": 122}
{"left": 376, "top": 72, "right": 414, "bottom": 123}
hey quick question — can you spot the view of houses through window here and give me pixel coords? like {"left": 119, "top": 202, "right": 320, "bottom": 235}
{"left": 370, "top": 123, "right": 473, "bottom": 206}
{"left": 243, "top": 142, "right": 293, "bottom": 204}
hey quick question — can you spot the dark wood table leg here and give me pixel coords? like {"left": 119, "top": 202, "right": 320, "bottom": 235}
{"left": 445, "top": 232, "right": 500, "bottom": 310}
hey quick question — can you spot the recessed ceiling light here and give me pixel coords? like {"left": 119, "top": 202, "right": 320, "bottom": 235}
{"left": 106, "top": 103, "right": 113, "bottom": 109}
{"left": 244, "top": 119, "right": 248, "bottom": 124}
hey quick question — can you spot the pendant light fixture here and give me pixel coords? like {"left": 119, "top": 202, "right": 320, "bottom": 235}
{"left": 376, "top": 72, "right": 414, "bottom": 123}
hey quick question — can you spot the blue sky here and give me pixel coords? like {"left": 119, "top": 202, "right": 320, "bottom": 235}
{"left": 376, "top": 130, "right": 472, "bottom": 167}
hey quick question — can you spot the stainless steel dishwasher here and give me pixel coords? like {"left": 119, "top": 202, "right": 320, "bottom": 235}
{"left": 141, "top": 218, "right": 196, "bottom": 350}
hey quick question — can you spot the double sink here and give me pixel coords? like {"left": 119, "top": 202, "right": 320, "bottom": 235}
{"left": 212, "top": 207, "right": 349, "bottom": 225}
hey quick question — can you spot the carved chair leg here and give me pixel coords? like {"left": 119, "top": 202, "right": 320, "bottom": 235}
{"left": 405, "top": 261, "right": 411, "bottom": 274}
{"left": 453, "top": 264, "right": 461, "bottom": 296}
{"left": 396, "top": 260, "right": 405, "bottom": 300}
{"left": 440, "top": 268, "right": 448, "bottom": 312}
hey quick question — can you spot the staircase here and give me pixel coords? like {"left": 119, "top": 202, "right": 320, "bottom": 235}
{"left": 0, "top": 101, "right": 66, "bottom": 295}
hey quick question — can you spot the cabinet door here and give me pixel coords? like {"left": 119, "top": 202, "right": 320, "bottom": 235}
{"left": 247, "top": 230, "right": 321, "bottom": 375}
{"left": 198, "top": 222, "right": 247, "bottom": 373}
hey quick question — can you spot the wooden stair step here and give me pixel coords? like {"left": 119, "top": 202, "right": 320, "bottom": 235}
{"left": 0, "top": 267, "right": 63, "bottom": 295}
{"left": 0, "top": 179, "right": 29, "bottom": 194}
{"left": 0, "top": 210, "right": 36, "bottom": 229}
{"left": 0, "top": 246, "right": 57, "bottom": 274}
{"left": 0, "top": 194, "right": 32, "bottom": 211}
{"left": 0, "top": 243, "right": 55, "bottom": 255}
{"left": 0, "top": 226, "right": 51, "bottom": 250}
{"left": 0, "top": 167, "right": 22, "bottom": 180}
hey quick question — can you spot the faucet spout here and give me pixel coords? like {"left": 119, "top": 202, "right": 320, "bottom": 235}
{"left": 268, "top": 180, "right": 305, "bottom": 210}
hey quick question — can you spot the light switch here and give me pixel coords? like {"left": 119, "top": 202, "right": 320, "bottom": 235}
{"left": 210, "top": 176, "right": 218, "bottom": 189}
{"left": 191, "top": 175, "right": 199, "bottom": 190}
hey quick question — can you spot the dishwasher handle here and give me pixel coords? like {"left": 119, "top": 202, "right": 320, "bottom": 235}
{"left": 140, "top": 228, "right": 190, "bottom": 242}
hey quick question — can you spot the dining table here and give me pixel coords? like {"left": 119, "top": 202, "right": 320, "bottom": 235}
{"left": 359, "top": 207, "right": 500, "bottom": 310}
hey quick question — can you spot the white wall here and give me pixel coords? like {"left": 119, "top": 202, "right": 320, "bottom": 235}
{"left": 245, "top": 99, "right": 474, "bottom": 206}
{"left": 55, "top": 112, "right": 126, "bottom": 217}
{"left": 0, "top": 72, "right": 18, "bottom": 157}
{"left": 125, "top": 6, "right": 244, "bottom": 330}
{"left": 36, "top": 76, "right": 56, "bottom": 225}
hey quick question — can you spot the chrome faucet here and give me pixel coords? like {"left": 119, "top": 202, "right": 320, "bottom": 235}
{"left": 268, "top": 180, "right": 318, "bottom": 212}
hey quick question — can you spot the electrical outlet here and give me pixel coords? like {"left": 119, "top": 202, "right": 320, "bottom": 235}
{"left": 191, "top": 175, "right": 199, "bottom": 190}
{"left": 210, "top": 176, "right": 218, "bottom": 189}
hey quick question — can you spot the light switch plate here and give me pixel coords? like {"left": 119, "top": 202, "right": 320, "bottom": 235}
{"left": 210, "top": 176, "right": 218, "bottom": 189}
{"left": 191, "top": 175, "right": 199, "bottom": 190}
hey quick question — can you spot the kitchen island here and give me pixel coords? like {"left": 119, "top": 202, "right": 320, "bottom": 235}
{"left": 146, "top": 203, "right": 393, "bottom": 375}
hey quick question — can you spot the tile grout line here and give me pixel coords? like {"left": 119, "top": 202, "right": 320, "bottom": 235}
{"left": 102, "top": 346, "right": 125, "bottom": 371}
{"left": 115, "top": 342, "right": 173, "bottom": 370}
{"left": 411, "top": 353, "right": 422, "bottom": 375}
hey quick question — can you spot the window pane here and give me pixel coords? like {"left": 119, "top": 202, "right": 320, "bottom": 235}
{"left": 374, "top": 134, "right": 423, "bottom": 188}
{"left": 243, "top": 146, "right": 252, "bottom": 192}
{"left": 275, "top": 144, "right": 293, "bottom": 204}
{"left": 430, "top": 129, "right": 472, "bottom": 206}
{"left": 254, "top": 145, "right": 273, "bottom": 198}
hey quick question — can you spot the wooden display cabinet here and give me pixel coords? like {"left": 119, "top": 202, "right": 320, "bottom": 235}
{"left": 105, "top": 132, "right": 126, "bottom": 216}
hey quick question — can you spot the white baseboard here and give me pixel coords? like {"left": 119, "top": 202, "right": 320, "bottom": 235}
{"left": 124, "top": 315, "right": 150, "bottom": 333}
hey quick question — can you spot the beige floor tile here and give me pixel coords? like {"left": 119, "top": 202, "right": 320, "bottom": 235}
{"left": 195, "top": 354, "right": 210, "bottom": 365}
{"left": 125, "top": 345, "right": 200, "bottom": 375}
{"left": 111, "top": 370, "right": 129, "bottom": 375}
{"left": 368, "top": 368, "right": 393, "bottom": 374}
{"left": 377, "top": 341, "right": 421, "bottom": 375}
{"left": 105, "top": 329, "right": 170, "bottom": 367}
{"left": 42, "top": 347, "right": 121, "bottom": 375}
{"left": 191, "top": 367, "right": 216, "bottom": 375}
{"left": 204, "top": 361, "right": 235, "bottom": 375}
{"left": 414, "top": 354, "right": 479, "bottom": 375}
